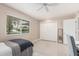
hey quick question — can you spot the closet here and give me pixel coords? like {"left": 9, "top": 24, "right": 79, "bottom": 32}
{"left": 40, "top": 21, "right": 57, "bottom": 42}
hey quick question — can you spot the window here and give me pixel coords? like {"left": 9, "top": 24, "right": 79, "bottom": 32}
{"left": 7, "top": 15, "right": 29, "bottom": 34}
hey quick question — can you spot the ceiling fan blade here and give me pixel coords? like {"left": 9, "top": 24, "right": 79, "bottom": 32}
{"left": 45, "top": 6, "right": 49, "bottom": 12}
{"left": 47, "top": 3, "right": 58, "bottom": 6}
{"left": 37, "top": 6, "right": 43, "bottom": 11}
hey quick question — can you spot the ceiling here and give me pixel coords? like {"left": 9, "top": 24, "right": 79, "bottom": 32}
{"left": 4, "top": 3, "right": 79, "bottom": 20}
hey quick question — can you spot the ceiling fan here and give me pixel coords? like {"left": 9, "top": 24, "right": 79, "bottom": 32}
{"left": 37, "top": 3, "right": 58, "bottom": 12}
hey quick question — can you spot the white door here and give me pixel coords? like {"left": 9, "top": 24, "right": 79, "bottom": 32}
{"left": 63, "top": 19, "right": 76, "bottom": 44}
{"left": 40, "top": 22, "right": 57, "bottom": 41}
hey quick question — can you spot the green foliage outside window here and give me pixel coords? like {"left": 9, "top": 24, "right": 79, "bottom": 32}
{"left": 7, "top": 15, "right": 29, "bottom": 34}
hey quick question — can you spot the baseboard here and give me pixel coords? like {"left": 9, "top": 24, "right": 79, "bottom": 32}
{"left": 33, "top": 39, "right": 40, "bottom": 43}
{"left": 40, "top": 39, "right": 57, "bottom": 43}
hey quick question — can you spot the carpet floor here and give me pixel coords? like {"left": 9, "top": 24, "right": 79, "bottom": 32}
{"left": 33, "top": 40, "right": 68, "bottom": 56}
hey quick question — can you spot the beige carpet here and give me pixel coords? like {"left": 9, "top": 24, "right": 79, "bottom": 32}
{"left": 33, "top": 40, "right": 68, "bottom": 56}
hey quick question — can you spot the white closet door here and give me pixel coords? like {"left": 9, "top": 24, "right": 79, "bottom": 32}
{"left": 40, "top": 22, "right": 57, "bottom": 41}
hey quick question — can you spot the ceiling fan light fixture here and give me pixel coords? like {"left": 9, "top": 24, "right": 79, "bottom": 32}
{"left": 37, "top": 3, "right": 59, "bottom": 12}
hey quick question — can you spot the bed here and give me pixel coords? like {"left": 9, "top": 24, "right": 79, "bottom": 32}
{"left": 0, "top": 39, "right": 33, "bottom": 56}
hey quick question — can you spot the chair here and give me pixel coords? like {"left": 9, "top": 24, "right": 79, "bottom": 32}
{"left": 67, "top": 35, "right": 77, "bottom": 56}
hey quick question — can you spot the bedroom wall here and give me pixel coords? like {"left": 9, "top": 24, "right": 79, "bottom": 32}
{"left": 0, "top": 4, "right": 40, "bottom": 42}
